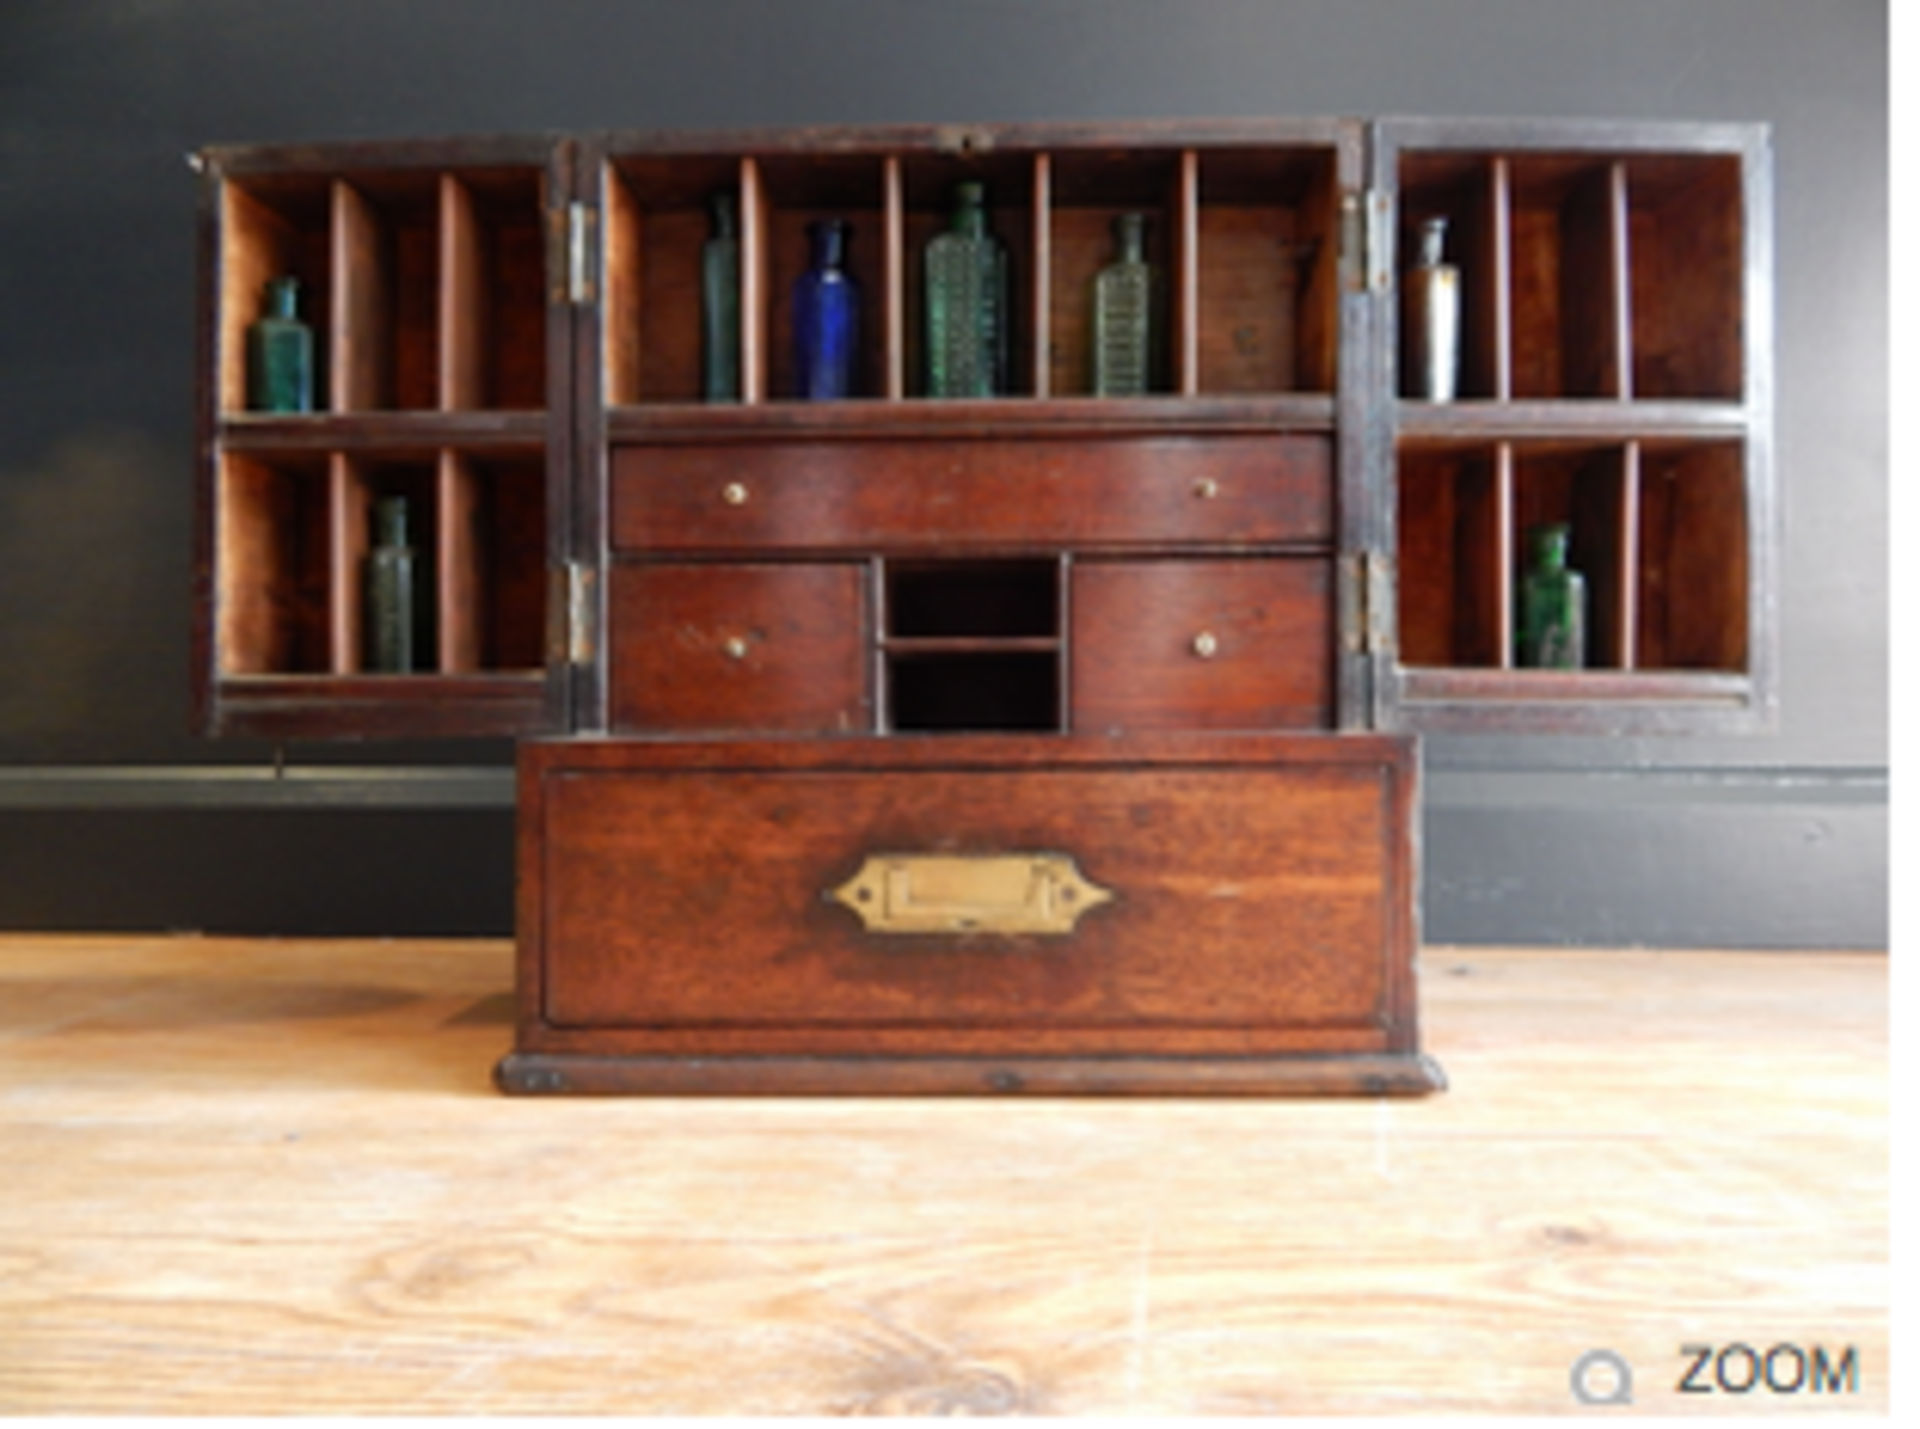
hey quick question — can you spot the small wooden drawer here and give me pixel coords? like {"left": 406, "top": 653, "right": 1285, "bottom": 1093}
{"left": 609, "top": 435, "right": 1333, "bottom": 554}
{"left": 1072, "top": 559, "right": 1335, "bottom": 731}
{"left": 502, "top": 735, "right": 1439, "bottom": 1095}
{"left": 606, "top": 562, "right": 870, "bottom": 734}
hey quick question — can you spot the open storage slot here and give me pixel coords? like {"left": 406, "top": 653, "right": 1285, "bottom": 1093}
{"left": 880, "top": 559, "right": 1063, "bottom": 732}
{"left": 1044, "top": 147, "right": 1184, "bottom": 398}
{"left": 220, "top": 166, "right": 547, "bottom": 415}
{"left": 755, "top": 153, "right": 892, "bottom": 402}
{"left": 1635, "top": 438, "right": 1748, "bottom": 670}
{"left": 1626, "top": 154, "right": 1745, "bottom": 400}
{"left": 1194, "top": 147, "right": 1340, "bottom": 396}
{"left": 1396, "top": 147, "right": 1747, "bottom": 404}
{"left": 214, "top": 445, "right": 546, "bottom": 679}
{"left": 602, "top": 152, "right": 748, "bottom": 405}
{"left": 215, "top": 450, "right": 335, "bottom": 676}
{"left": 1396, "top": 436, "right": 1749, "bottom": 676}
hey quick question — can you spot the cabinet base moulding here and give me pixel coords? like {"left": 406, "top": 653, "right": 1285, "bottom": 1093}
{"left": 494, "top": 1050, "right": 1446, "bottom": 1097}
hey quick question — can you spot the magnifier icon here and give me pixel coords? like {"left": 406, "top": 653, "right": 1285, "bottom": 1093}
{"left": 1570, "top": 1349, "right": 1634, "bottom": 1406}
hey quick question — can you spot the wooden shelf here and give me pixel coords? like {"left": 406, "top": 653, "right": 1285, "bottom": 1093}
{"left": 600, "top": 137, "right": 1344, "bottom": 409}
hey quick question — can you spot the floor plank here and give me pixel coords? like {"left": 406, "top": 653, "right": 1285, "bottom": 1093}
{"left": 0, "top": 936, "right": 1888, "bottom": 1414}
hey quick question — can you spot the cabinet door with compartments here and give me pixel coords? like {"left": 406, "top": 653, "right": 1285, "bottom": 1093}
{"left": 193, "top": 135, "right": 579, "bottom": 740}
{"left": 1366, "top": 118, "right": 1773, "bottom": 735}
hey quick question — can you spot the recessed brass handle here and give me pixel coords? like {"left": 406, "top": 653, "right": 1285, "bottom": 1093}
{"left": 828, "top": 852, "right": 1114, "bottom": 936}
{"left": 1192, "top": 631, "right": 1219, "bottom": 658}
{"left": 722, "top": 481, "right": 749, "bottom": 506}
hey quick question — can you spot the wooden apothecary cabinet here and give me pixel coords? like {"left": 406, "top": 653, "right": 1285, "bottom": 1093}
{"left": 194, "top": 118, "right": 1772, "bottom": 1094}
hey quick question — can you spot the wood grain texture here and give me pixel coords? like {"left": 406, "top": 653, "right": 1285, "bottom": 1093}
{"left": 0, "top": 938, "right": 1884, "bottom": 1415}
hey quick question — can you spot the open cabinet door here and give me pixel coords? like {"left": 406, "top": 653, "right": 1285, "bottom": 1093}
{"left": 194, "top": 135, "right": 583, "bottom": 740}
{"left": 1365, "top": 117, "right": 1775, "bottom": 737}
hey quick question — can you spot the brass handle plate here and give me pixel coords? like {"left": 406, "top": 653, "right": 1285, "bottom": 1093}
{"left": 828, "top": 852, "right": 1114, "bottom": 936}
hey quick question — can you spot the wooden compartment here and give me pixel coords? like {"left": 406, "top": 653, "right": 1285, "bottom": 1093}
{"left": 1635, "top": 438, "right": 1749, "bottom": 670}
{"left": 1625, "top": 154, "right": 1746, "bottom": 400}
{"left": 212, "top": 444, "right": 545, "bottom": 680}
{"left": 1072, "top": 558, "right": 1335, "bottom": 730}
{"left": 607, "top": 561, "right": 870, "bottom": 733}
{"left": 897, "top": 147, "right": 1040, "bottom": 399}
{"left": 1194, "top": 146, "right": 1340, "bottom": 396}
{"left": 1395, "top": 436, "right": 1749, "bottom": 677}
{"left": 1043, "top": 147, "right": 1184, "bottom": 398}
{"left": 880, "top": 559, "right": 1063, "bottom": 733}
{"left": 601, "top": 151, "right": 746, "bottom": 406}
{"left": 219, "top": 166, "right": 547, "bottom": 415}
{"left": 214, "top": 450, "right": 334, "bottom": 676}
{"left": 755, "top": 153, "right": 892, "bottom": 403}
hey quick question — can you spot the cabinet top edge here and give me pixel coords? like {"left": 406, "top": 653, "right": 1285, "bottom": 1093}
{"left": 1372, "top": 114, "right": 1769, "bottom": 155}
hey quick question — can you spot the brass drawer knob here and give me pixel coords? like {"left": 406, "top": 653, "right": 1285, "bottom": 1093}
{"left": 722, "top": 481, "right": 749, "bottom": 506}
{"left": 723, "top": 636, "right": 750, "bottom": 660}
{"left": 1191, "top": 631, "right": 1219, "bottom": 659}
{"left": 1193, "top": 477, "right": 1220, "bottom": 500}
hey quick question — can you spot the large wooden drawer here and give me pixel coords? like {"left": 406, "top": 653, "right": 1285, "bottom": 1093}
{"left": 1071, "top": 558, "right": 1335, "bottom": 731}
{"left": 609, "top": 435, "right": 1334, "bottom": 554}
{"left": 501, "top": 735, "right": 1440, "bottom": 1095}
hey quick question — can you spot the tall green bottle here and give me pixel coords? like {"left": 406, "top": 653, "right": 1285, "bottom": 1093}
{"left": 701, "top": 191, "right": 741, "bottom": 401}
{"left": 924, "top": 181, "right": 1007, "bottom": 398}
{"left": 1091, "top": 212, "right": 1159, "bottom": 396}
{"left": 1516, "top": 523, "right": 1587, "bottom": 669}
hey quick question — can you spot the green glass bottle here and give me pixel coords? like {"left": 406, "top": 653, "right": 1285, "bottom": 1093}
{"left": 245, "top": 275, "right": 314, "bottom": 413}
{"left": 924, "top": 181, "right": 1007, "bottom": 398}
{"left": 1516, "top": 522, "right": 1587, "bottom": 669}
{"left": 1091, "top": 212, "right": 1158, "bottom": 396}
{"left": 701, "top": 191, "right": 741, "bottom": 402}
{"left": 364, "top": 496, "right": 416, "bottom": 674}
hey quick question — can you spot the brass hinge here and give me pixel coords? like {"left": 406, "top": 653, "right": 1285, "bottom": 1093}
{"left": 1341, "top": 188, "right": 1393, "bottom": 294}
{"left": 1341, "top": 551, "right": 1395, "bottom": 656}
{"left": 550, "top": 561, "right": 596, "bottom": 667}
{"left": 548, "top": 201, "right": 597, "bottom": 306}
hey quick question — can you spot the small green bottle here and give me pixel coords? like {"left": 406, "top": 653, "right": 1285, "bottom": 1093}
{"left": 1091, "top": 212, "right": 1159, "bottom": 396}
{"left": 364, "top": 496, "right": 416, "bottom": 674}
{"left": 701, "top": 191, "right": 741, "bottom": 401}
{"left": 246, "top": 275, "right": 315, "bottom": 413}
{"left": 1516, "top": 523, "right": 1587, "bottom": 669}
{"left": 924, "top": 181, "right": 1007, "bottom": 398}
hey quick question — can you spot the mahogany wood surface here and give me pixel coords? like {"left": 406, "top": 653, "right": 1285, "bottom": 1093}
{"left": 1070, "top": 557, "right": 1335, "bottom": 731}
{"left": 0, "top": 936, "right": 1884, "bottom": 1415}
{"left": 607, "top": 561, "right": 871, "bottom": 733}
{"left": 609, "top": 434, "right": 1334, "bottom": 554}
{"left": 507, "top": 734, "right": 1424, "bottom": 1091}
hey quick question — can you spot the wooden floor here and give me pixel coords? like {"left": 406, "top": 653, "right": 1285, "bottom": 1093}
{"left": 0, "top": 935, "right": 1888, "bottom": 1415}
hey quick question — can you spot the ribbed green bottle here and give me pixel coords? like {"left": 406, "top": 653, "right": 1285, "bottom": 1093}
{"left": 1091, "top": 212, "right": 1159, "bottom": 396}
{"left": 923, "top": 181, "right": 1007, "bottom": 398}
{"left": 363, "top": 496, "right": 416, "bottom": 674}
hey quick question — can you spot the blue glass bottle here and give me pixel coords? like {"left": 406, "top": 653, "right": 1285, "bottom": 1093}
{"left": 792, "top": 218, "right": 860, "bottom": 400}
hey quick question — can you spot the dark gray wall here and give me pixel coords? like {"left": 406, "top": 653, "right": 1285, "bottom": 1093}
{"left": 0, "top": 0, "right": 1888, "bottom": 945}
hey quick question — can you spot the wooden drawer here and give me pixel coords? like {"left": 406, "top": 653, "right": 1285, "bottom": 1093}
{"left": 1072, "top": 559, "right": 1335, "bottom": 731}
{"left": 502, "top": 735, "right": 1438, "bottom": 1095}
{"left": 609, "top": 435, "right": 1333, "bottom": 554}
{"left": 606, "top": 563, "right": 870, "bottom": 734}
